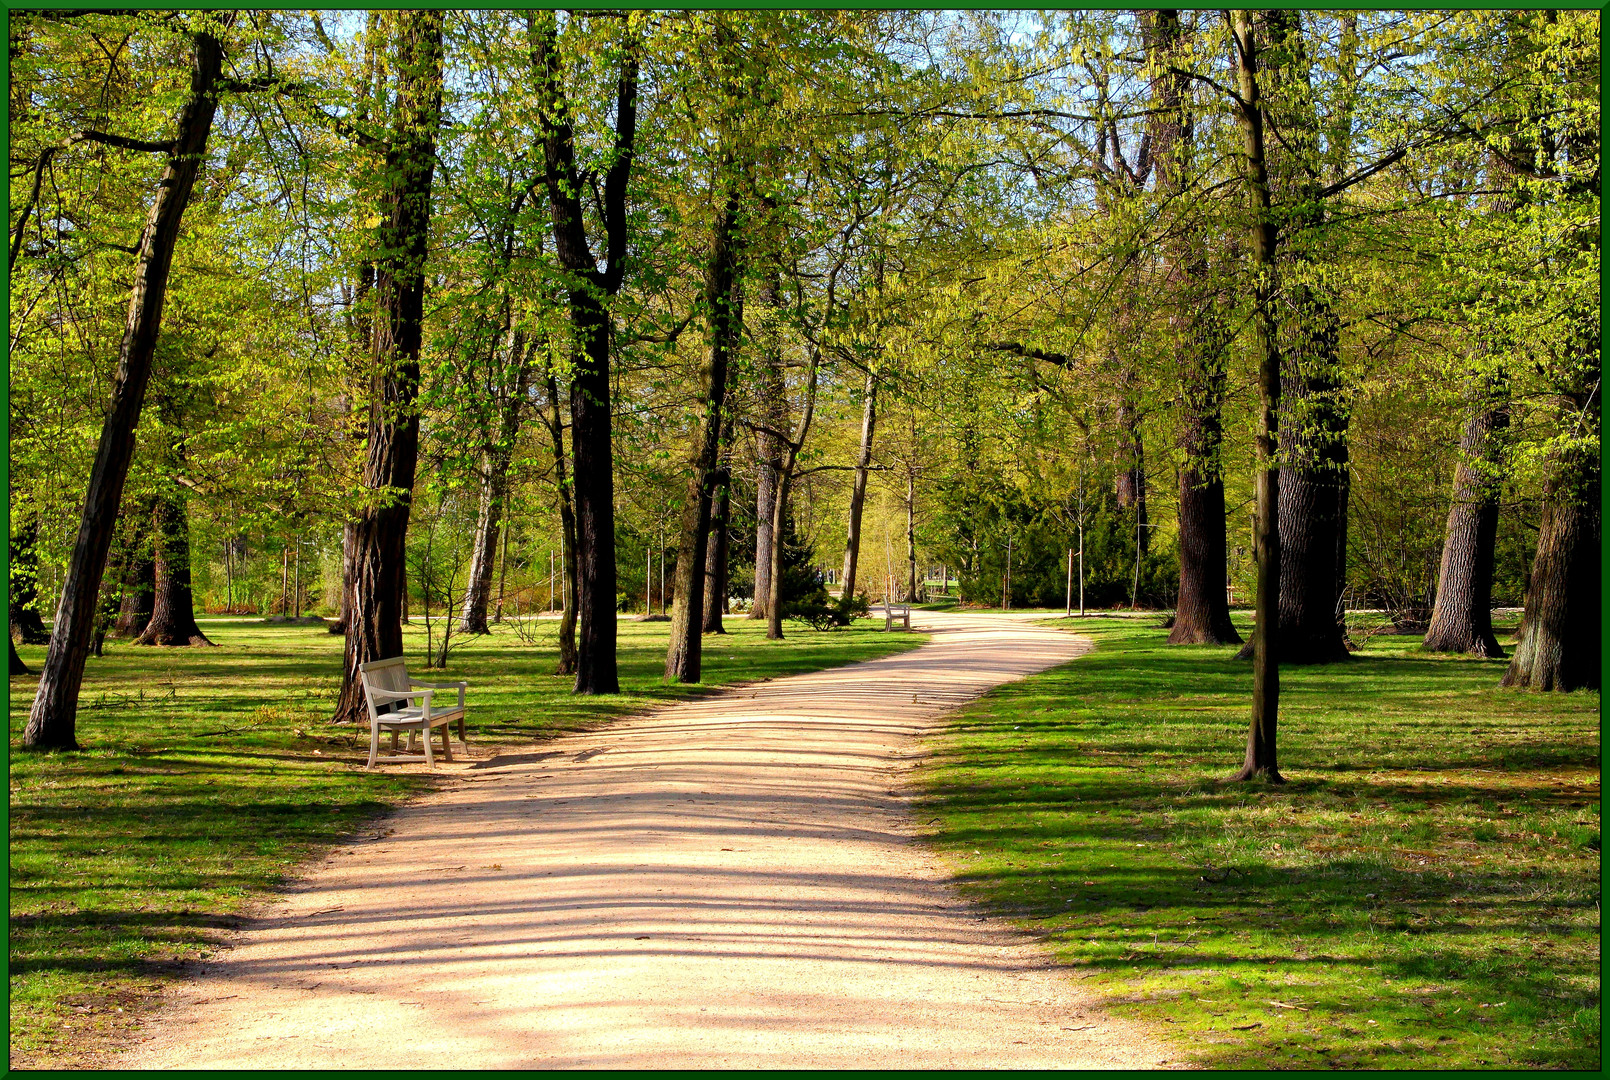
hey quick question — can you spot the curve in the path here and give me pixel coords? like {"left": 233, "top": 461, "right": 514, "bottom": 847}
{"left": 120, "top": 611, "right": 1174, "bottom": 1069}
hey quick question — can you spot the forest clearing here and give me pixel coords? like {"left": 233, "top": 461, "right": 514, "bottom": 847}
{"left": 8, "top": 7, "right": 1600, "bottom": 1071}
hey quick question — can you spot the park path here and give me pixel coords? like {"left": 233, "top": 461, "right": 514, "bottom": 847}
{"left": 121, "top": 611, "right": 1174, "bottom": 1069}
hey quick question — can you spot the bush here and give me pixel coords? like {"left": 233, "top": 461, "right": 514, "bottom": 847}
{"left": 785, "top": 593, "right": 870, "bottom": 631}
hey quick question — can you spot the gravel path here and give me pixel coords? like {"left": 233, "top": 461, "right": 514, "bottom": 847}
{"left": 121, "top": 611, "right": 1174, "bottom": 1069}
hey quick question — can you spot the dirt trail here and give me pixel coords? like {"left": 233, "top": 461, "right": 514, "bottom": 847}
{"left": 121, "top": 612, "right": 1174, "bottom": 1069}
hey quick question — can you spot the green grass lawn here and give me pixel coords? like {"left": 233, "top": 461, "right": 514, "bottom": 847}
{"left": 8, "top": 614, "right": 925, "bottom": 1068}
{"left": 918, "top": 613, "right": 1600, "bottom": 1070}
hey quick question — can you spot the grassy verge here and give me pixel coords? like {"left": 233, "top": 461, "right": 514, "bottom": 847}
{"left": 918, "top": 614, "right": 1599, "bottom": 1070}
{"left": 8, "top": 615, "right": 925, "bottom": 1067}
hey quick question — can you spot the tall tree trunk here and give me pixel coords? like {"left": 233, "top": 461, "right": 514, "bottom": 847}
{"left": 333, "top": 10, "right": 444, "bottom": 723}
{"left": 1425, "top": 377, "right": 1509, "bottom": 656}
{"left": 1272, "top": 290, "right": 1350, "bottom": 663}
{"left": 9, "top": 515, "right": 54, "bottom": 644}
{"left": 1266, "top": 8, "right": 1351, "bottom": 665}
{"left": 1146, "top": 8, "right": 1240, "bottom": 646}
{"left": 567, "top": 298, "right": 618, "bottom": 693}
{"left": 1503, "top": 125, "right": 1599, "bottom": 691}
{"left": 750, "top": 274, "right": 787, "bottom": 620}
{"left": 460, "top": 333, "right": 532, "bottom": 635}
{"left": 702, "top": 453, "right": 731, "bottom": 634}
{"left": 1502, "top": 464, "right": 1600, "bottom": 691}
{"left": 667, "top": 185, "right": 741, "bottom": 682}
{"left": 1230, "top": 9, "right": 1283, "bottom": 782}
{"left": 25, "top": 25, "right": 224, "bottom": 750}
{"left": 531, "top": 11, "right": 637, "bottom": 694}
{"left": 840, "top": 371, "right": 877, "bottom": 601}
{"left": 766, "top": 348, "right": 822, "bottom": 640}
{"left": 135, "top": 488, "right": 213, "bottom": 646}
{"left": 540, "top": 363, "right": 580, "bottom": 677}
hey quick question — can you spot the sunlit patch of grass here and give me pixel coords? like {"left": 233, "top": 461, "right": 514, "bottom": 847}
{"left": 8, "top": 615, "right": 924, "bottom": 1067}
{"left": 918, "top": 614, "right": 1599, "bottom": 1070}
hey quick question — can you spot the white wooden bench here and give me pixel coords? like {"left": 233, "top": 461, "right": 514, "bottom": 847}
{"left": 884, "top": 602, "right": 912, "bottom": 631}
{"left": 358, "top": 656, "right": 468, "bottom": 769}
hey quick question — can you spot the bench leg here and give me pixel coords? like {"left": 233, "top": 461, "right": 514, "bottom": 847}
{"left": 457, "top": 716, "right": 466, "bottom": 745}
{"left": 421, "top": 723, "right": 435, "bottom": 768}
{"left": 368, "top": 724, "right": 380, "bottom": 769}
{"left": 439, "top": 722, "right": 452, "bottom": 761}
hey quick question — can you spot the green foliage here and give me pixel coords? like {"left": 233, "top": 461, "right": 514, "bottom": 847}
{"left": 930, "top": 465, "right": 1178, "bottom": 609}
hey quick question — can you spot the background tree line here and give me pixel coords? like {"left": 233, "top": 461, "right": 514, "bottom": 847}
{"left": 10, "top": 10, "right": 1597, "bottom": 766}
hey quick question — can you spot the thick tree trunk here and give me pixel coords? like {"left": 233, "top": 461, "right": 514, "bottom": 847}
{"left": 1230, "top": 9, "right": 1282, "bottom": 782}
{"left": 333, "top": 11, "right": 444, "bottom": 724}
{"left": 135, "top": 489, "right": 213, "bottom": 646}
{"left": 667, "top": 186, "right": 741, "bottom": 683}
{"left": 1172, "top": 459, "right": 1241, "bottom": 645}
{"left": 568, "top": 297, "right": 619, "bottom": 693}
{"left": 530, "top": 10, "right": 636, "bottom": 694}
{"left": 1425, "top": 381, "right": 1508, "bottom": 656}
{"left": 25, "top": 27, "right": 223, "bottom": 750}
{"left": 702, "top": 462, "right": 731, "bottom": 634}
{"left": 1271, "top": 290, "right": 1351, "bottom": 664}
{"left": 9, "top": 516, "right": 54, "bottom": 644}
{"left": 751, "top": 276, "right": 787, "bottom": 620}
{"left": 840, "top": 372, "right": 877, "bottom": 602}
{"left": 1503, "top": 480, "right": 1600, "bottom": 691}
{"left": 1150, "top": 9, "right": 1239, "bottom": 647}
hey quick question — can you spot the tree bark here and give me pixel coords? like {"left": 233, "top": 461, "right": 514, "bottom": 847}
{"left": 9, "top": 515, "right": 54, "bottom": 644}
{"left": 460, "top": 332, "right": 532, "bottom": 635}
{"left": 667, "top": 185, "right": 741, "bottom": 683}
{"left": 333, "top": 10, "right": 444, "bottom": 724}
{"left": 766, "top": 347, "right": 822, "bottom": 640}
{"left": 1148, "top": 8, "right": 1240, "bottom": 646}
{"left": 134, "top": 487, "right": 213, "bottom": 646}
{"left": 1424, "top": 376, "right": 1509, "bottom": 657}
{"left": 1265, "top": 8, "right": 1351, "bottom": 665}
{"left": 1270, "top": 293, "right": 1350, "bottom": 664}
{"left": 1229, "top": 9, "right": 1283, "bottom": 782}
{"left": 531, "top": 10, "right": 637, "bottom": 694}
{"left": 840, "top": 371, "right": 877, "bottom": 601}
{"left": 1502, "top": 471, "right": 1600, "bottom": 691}
{"left": 702, "top": 454, "right": 731, "bottom": 634}
{"left": 25, "top": 24, "right": 224, "bottom": 750}
{"left": 538, "top": 360, "right": 580, "bottom": 677}
{"left": 750, "top": 273, "right": 787, "bottom": 620}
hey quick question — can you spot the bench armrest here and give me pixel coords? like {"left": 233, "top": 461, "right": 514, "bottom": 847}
{"left": 409, "top": 679, "right": 465, "bottom": 708}
{"left": 368, "top": 687, "right": 427, "bottom": 703}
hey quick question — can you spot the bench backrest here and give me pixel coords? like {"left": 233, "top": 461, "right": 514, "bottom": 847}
{"left": 358, "top": 656, "right": 410, "bottom": 716}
